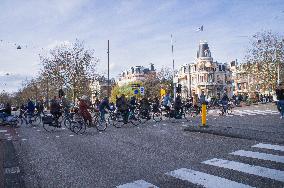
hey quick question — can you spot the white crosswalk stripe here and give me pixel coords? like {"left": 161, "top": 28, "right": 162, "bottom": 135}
{"left": 252, "top": 143, "right": 284, "bottom": 152}
{"left": 202, "top": 158, "right": 284, "bottom": 182}
{"left": 230, "top": 150, "right": 284, "bottom": 163}
{"left": 166, "top": 168, "right": 254, "bottom": 188}
{"left": 234, "top": 110, "right": 256, "bottom": 116}
{"left": 116, "top": 142, "right": 284, "bottom": 187}
{"left": 117, "top": 180, "right": 158, "bottom": 188}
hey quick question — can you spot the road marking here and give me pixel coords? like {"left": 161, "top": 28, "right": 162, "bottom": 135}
{"left": 0, "top": 130, "right": 7, "bottom": 133}
{"left": 4, "top": 133, "right": 10, "bottom": 136}
{"left": 235, "top": 110, "right": 256, "bottom": 116}
{"left": 5, "top": 167, "right": 20, "bottom": 174}
{"left": 33, "top": 127, "right": 36, "bottom": 128}
{"left": 46, "top": 137, "right": 49, "bottom": 139}
{"left": 117, "top": 180, "right": 158, "bottom": 188}
{"left": 56, "top": 136, "right": 60, "bottom": 138}
{"left": 252, "top": 143, "right": 284, "bottom": 152}
{"left": 166, "top": 168, "right": 253, "bottom": 188}
{"left": 61, "top": 127, "right": 66, "bottom": 130}
{"left": 230, "top": 150, "right": 284, "bottom": 163}
{"left": 37, "top": 129, "right": 41, "bottom": 132}
{"left": 163, "top": 124, "right": 166, "bottom": 125}
{"left": 69, "top": 135, "right": 74, "bottom": 137}
{"left": 243, "top": 110, "right": 266, "bottom": 115}
{"left": 202, "top": 158, "right": 284, "bottom": 182}
{"left": 21, "top": 138, "right": 27, "bottom": 141}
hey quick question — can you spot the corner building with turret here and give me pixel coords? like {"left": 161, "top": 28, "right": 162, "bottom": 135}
{"left": 175, "top": 41, "right": 233, "bottom": 99}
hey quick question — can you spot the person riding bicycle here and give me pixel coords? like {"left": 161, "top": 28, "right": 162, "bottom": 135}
{"left": 174, "top": 94, "right": 183, "bottom": 118}
{"left": 128, "top": 96, "right": 137, "bottom": 115}
{"left": 116, "top": 94, "right": 129, "bottom": 123}
{"left": 61, "top": 95, "right": 70, "bottom": 116}
{"left": 162, "top": 93, "right": 171, "bottom": 112}
{"left": 0, "top": 103, "right": 12, "bottom": 120}
{"left": 50, "top": 96, "right": 61, "bottom": 126}
{"left": 199, "top": 90, "right": 206, "bottom": 105}
{"left": 99, "top": 97, "right": 110, "bottom": 122}
{"left": 139, "top": 97, "right": 151, "bottom": 119}
{"left": 152, "top": 97, "right": 160, "bottom": 113}
{"left": 78, "top": 95, "right": 93, "bottom": 126}
{"left": 36, "top": 99, "right": 44, "bottom": 116}
{"left": 220, "top": 89, "right": 229, "bottom": 115}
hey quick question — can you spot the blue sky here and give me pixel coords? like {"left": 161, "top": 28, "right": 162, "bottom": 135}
{"left": 0, "top": 0, "right": 284, "bottom": 92}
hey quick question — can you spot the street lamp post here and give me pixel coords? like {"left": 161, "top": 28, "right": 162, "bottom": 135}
{"left": 171, "top": 34, "right": 176, "bottom": 101}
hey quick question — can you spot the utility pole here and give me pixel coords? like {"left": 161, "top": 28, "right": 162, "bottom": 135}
{"left": 107, "top": 40, "right": 110, "bottom": 98}
{"left": 171, "top": 34, "right": 176, "bottom": 101}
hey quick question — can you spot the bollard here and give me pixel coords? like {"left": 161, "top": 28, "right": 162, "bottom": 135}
{"left": 201, "top": 104, "right": 207, "bottom": 126}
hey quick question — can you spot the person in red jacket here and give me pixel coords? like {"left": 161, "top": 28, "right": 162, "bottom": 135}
{"left": 79, "top": 96, "right": 93, "bottom": 126}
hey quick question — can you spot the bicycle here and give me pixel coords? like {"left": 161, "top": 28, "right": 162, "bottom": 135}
{"left": 71, "top": 111, "right": 108, "bottom": 134}
{"left": 19, "top": 110, "right": 42, "bottom": 127}
{"left": 218, "top": 102, "right": 233, "bottom": 116}
{"left": 42, "top": 114, "right": 62, "bottom": 132}
{"left": 61, "top": 110, "right": 74, "bottom": 130}
{"left": 110, "top": 109, "right": 140, "bottom": 128}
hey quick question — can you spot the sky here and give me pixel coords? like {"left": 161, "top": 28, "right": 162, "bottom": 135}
{"left": 0, "top": 0, "right": 284, "bottom": 92}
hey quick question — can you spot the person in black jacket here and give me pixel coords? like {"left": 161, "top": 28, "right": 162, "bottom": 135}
{"left": 276, "top": 82, "right": 284, "bottom": 119}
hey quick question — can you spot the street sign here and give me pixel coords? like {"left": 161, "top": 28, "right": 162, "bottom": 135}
{"left": 131, "top": 83, "right": 140, "bottom": 88}
{"left": 134, "top": 89, "right": 139, "bottom": 95}
{"left": 140, "top": 87, "right": 145, "bottom": 95}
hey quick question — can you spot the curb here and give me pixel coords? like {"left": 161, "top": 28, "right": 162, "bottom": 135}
{"left": 3, "top": 140, "right": 25, "bottom": 188}
{"left": 183, "top": 126, "right": 284, "bottom": 144}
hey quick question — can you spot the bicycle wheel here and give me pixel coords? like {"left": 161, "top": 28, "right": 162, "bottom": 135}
{"left": 33, "top": 115, "right": 41, "bottom": 126}
{"left": 227, "top": 106, "right": 233, "bottom": 115}
{"left": 64, "top": 118, "right": 72, "bottom": 130}
{"left": 182, "top": 111, "right": 190, "bottom": 121}
{"left": 138, "top": 113, "right": 148, "bottom": 124}
{"left": 153, "top": 111, "right": 162, "bottom": 122}
{"left": 95, "top": 119, "right": 107, "bottom": 131}
{"left": 71, "top": 121, "right": 85, "bottom": 134}
{"left": 43, "top": 123, "right": 56, "bottom": 132}
{"left": 130, "top": 112, "right": 140, "bottom": 126}
{"left": 114, "top": 115, "right": 124, "bottom": 128}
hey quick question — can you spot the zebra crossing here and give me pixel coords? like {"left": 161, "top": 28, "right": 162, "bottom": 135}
{"left": 211, "top": 109, "right": 279, "bottom": 117}
{"left": 116, "top": 142, "right": 284, "bottom": 188}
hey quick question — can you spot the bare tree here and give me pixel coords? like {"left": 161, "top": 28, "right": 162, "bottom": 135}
{"left": 244, "top": 31, "right": 284, "bottom": 92}
{"left": 39, "top": 40, "right": 98, "bottom": 102}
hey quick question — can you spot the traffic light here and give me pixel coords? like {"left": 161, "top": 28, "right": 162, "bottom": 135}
{"left": 177, "top": 84, "right": 182, "bottom": 93}
{"left": 58, "top": 89, "right": 65, "bottom": 98}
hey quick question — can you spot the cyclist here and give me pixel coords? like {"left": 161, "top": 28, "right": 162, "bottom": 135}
{"left": 61, "top": 95, "right": 70, "bottom": 116}
{"left": 162, "top": 93, "right": 171, "bottom": 113}
{"left": 152, "top": 97, "right": 160, "bottom": 113}
{"left": 4, "top": 103, "right": 12, "bottom": 116}
{"left": 139, "top": 97, "right": 151, "bottom": 119}
{"left": 36, "top": 99, "right": 44, "bottom": 116}
{"left": 276, "top": 82, "right": 284, "bottom": 119}
{"left": 98, "top": 97, "right": 110, "bottom": 122}
{"left": 116, "top": 94, "right": 129, "bottom": 123}
{"left": 174, "top": 94, "right": 183, "bottom": 118}
{"left": 220, "top": 89, "right": 229, "bottom": 115}
{"left": 27, "top": 99, "right": 35, "bottom": 123}
{"left": 199, "top": 90, "right": 206, "bottom": 105}
{"left": 50, "top": 96, "right": 62, "bottom": 126}
{"left": 78, "top": 95, "right": 93, "bottom": 126}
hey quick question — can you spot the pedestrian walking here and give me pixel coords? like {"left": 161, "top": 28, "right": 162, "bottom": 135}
{"left": 276, "top": 82, "right": 284, "bottom": 119}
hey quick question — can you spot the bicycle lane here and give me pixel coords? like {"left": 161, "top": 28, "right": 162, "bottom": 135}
{"left": 0, "top": 125, "right": 25, "bottom": 188}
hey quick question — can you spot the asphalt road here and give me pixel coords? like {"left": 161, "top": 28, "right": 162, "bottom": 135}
{"left": 0, "top": 103, "right": 283, "bottom": 188}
